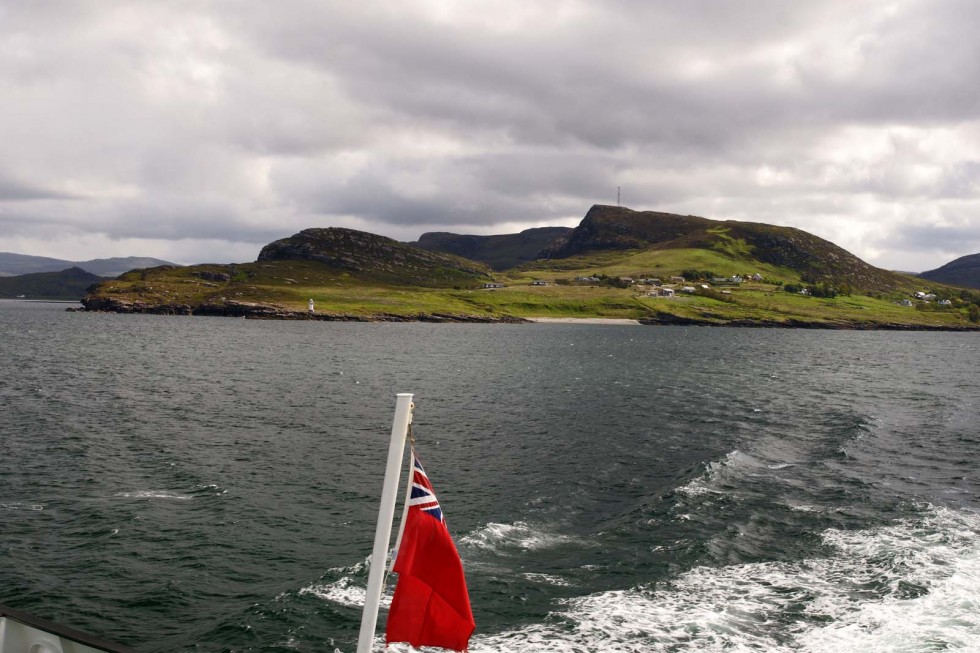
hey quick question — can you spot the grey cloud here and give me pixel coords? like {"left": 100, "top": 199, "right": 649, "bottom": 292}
{"left": 0, "top": 172, "right": 75, "bottom": 201}
{"left": 1, "top": 1, "right": 979, "bottom": 271}
{"left": 886, "top": 222, "right": 980, "bottom": 254}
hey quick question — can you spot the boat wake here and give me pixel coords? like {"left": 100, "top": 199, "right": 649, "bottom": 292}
{"left": 465, "top": 506, "right": 980, "bottom": 652}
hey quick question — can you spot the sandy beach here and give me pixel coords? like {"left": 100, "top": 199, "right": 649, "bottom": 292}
{"left": 526, "top": 317, "right": 641, "bottom": 325}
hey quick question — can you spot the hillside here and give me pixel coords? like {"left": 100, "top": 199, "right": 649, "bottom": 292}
{"left": 412, "top": 226, "right": 572, "bottom": 270}
{"left": 83, "top": 228, "right": 498, "bottom": 318}
{"left": 258, "top": 227, "right": 490, "bottom": 284}
{"left": 80, "top": 212, "right": 980, "bottom": 329}
{"left": 0, "top": 252, "right": 177, "bottom": 277}
{"left": 541, "top": 205, "right": 906, "bottom": 292}
{"left": 0, "top": 267, "right": 104, "bottom": 299}
{"left": 919, "top": 253, "right": 980, "bottom": 289}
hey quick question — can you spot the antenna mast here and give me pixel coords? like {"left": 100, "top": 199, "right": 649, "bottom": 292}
{"left": 617, "top": 186, "right": 621, "bottom": 206}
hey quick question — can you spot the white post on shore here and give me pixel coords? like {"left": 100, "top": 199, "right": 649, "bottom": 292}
{"left": 356, "top": 393, "right": 414, "bottom": 653}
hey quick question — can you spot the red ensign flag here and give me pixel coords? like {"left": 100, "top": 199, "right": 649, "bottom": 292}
{"left": 386, "top": 452, "right": 475, "bottom": 652}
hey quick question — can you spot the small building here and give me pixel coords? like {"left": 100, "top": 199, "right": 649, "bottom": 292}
{"left": 939, "top": 299, "right": 953, "bottom": 306}
{"left": 751, "top": 273, "right": 763, "bottom": 281}
{"left": 730, "top": 275, "right": 744, "bottom": 284}
{"left": 680, "top": 286, "right": 697, "bottom": 293}
{"left": 900, "top": 298, "right": 913, "bottom": 307}
{"left": 649, "top": 287, "right": 675, "bottom": 298}
{"left": 620, "top": 277, "right": 635, "bottom": 285}
{"left": 530, "top": 280, "right": 549, "bottom": 286}
{"left": 483, "top": 283, "right": 505, "bottom": 289}
{"left": 670, "top": 276, "right": 685, "bottom": 283}
{"left": 700, "top": 284, "right": 711, "bottom": 290}
{"left": 641, "top": 278, "right": 662, "bottom": 286}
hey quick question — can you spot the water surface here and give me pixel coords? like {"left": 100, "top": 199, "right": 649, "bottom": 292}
{"left": 1, "top": 300, "right": 978, "bottom": 651}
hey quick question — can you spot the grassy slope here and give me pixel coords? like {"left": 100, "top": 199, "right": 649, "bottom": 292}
{"left": 87, "top": 247, "right": 979, "bottom": 328}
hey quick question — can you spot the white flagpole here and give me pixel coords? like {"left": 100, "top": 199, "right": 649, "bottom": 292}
{"left": 356, "top": 393, "right": 414, "bottom": 653}
{"left": 390, "top": 447, "right": 416, "bottom": 571}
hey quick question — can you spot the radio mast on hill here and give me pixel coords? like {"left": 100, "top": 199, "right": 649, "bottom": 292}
{"left": 617, "top": 186, "right": 621, "bottom": 206}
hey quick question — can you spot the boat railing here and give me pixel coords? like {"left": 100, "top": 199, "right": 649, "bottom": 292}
{"left": 0, "top": 603, "right": 137, "bottom": 653}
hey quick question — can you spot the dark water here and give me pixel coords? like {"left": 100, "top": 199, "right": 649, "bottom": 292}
{"left": 1, "top": 300, "right": 979, "bottom": 652}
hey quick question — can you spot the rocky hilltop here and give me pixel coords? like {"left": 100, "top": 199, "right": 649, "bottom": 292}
{"left": 259, "top": 227, "right": 489, "bottom": 284}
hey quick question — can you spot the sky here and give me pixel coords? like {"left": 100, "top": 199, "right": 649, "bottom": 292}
{"left": 1, "top": 0, "right": 979, "bottom": 272}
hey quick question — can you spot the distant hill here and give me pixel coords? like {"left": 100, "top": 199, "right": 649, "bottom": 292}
{"left": 411, "top": 226, "right": 572, "bottom": 271}
{"left": 0, "top": 267, "right": 104, "bottom": 300}
{"left": 919, "top": 253, "right": 980, "bottom": 289}
{"left": 0, "top": 252, "right": 177, "bottom": 277}
{"left": 541, "top": 205, "right": 905, "bottom": 292}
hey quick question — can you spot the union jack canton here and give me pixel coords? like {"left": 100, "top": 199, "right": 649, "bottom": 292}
{"left": 409, "top": 453, "right": 444, "bottom": 523}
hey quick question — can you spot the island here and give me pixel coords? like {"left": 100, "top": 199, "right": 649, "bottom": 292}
{"left": 81, "top": 206, "right": 980, "bottom": 330}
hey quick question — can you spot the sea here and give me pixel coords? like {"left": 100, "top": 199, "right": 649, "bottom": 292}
{"left": 1, "top": 299, "right": 979, "bottom": 653}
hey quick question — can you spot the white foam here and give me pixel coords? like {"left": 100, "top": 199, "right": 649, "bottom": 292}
{"left": 0, "top": 502, "right": 44, "bottom": 511}
{"left": 523, "top": 573, "right": 573, "bottom": 587}
{"left": 114, "top": 490, "right": 193, "bottom": 500}
{"left": 461, "top": 521, "right": 576, "bottom": 554}
{"left": 675, "top": 450, "right": 757, "bottom": 498}
{"left": 300, "top": 577, "right": 392, "bottom": 610}
{"left": 463, "top": 506, "right": 980, "bottom": 653}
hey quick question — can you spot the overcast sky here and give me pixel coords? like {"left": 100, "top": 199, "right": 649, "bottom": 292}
{"left": 2, "top": 0, "right": 979, "bottom": 271}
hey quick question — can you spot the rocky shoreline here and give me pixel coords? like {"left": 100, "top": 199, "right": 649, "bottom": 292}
{"left": 78, "top": 296, "right": 980, "bottom": 330}
{"left": 79, "top": 296, "right": 528, "bottom": 323}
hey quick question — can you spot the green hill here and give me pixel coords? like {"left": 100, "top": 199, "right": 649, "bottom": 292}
{"left": 83, "top": 228, "right": 499, "bottom": 318}
{"left": 0, "top": 267, "right": 105, "bottom": 300}
{"left": 542, "top": 205, "right": 904, "bottom": 292}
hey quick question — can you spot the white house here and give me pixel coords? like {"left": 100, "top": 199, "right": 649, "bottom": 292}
{"left": 649, "top": 287, "right": 675, "bottom": 298}
{"left": 530, "top": 280, "right": 548, "bottom": 286}
{"left": 483, "top": 283, "right": 505, "bottom": 289}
